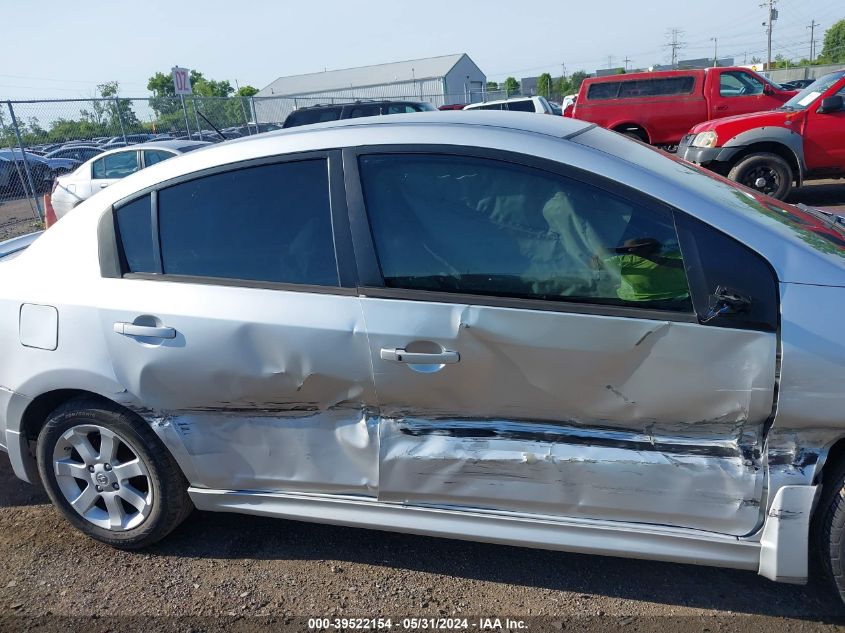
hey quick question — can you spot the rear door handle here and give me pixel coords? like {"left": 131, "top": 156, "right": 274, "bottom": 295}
{"left": 380, "top": 348, "right": 460, "bottom": 364}
{"left": 714, "top": 105, "right": 728, "bottom": 111}
{"left": 113, "top": 322, "right": 176, "bottom": 339}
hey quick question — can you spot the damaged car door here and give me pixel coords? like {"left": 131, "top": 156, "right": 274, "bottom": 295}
{"left": 349, "top": 149, "right": 778, "bottom": 536}
{"left": 98, "top": 155, "right": 379, "bottom": 496}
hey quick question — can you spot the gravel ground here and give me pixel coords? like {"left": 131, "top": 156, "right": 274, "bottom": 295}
{"left": 2, "top": 453, "right": 845, "bottom": 633}
{"left": 2, "top": 181, "right": 845, "bottom": 632}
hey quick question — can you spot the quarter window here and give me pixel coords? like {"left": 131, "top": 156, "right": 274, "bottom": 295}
{"left": 360, "top": 154, "right": 692, "bottom": 311}
{"left": 156, "top": 159, "right": 338, "bottom": 286}
{"left": 143, "top": 150, "right": 175, "bottom": 166}
{"left": 92, "top": 151, "right": 139, "bottom": 179}
{"left": 506, "top": 100, "right": 536, "bottom": 112}
{"left": 115, "top": 195, "right": 156, "bottom": 274}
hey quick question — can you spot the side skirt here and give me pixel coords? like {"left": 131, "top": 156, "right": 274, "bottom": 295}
{"left": 188, "top": 487, "right": 761, "bottom": 572}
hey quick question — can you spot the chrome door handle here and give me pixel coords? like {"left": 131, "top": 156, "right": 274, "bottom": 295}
{"left": 380, "top": 348, "right": 460, "bottom": 364}
{"left": 113, "top": 322, "right": 176, "bottom": 339}
{"left": 99, "top": 183, "right": 110, "bottom": 188}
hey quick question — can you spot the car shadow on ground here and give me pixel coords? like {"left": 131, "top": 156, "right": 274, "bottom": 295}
{"left": 789, "top": 181, "right": 845, "bottom": 209}
{"left": 159, "top": 509, "right": 843, "bottom": 620}
{"left": 1, "top": 453, "right": 842, "bottom": 621}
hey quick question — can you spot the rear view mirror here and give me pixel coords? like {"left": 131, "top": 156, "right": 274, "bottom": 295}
{"left": 763, "top": 84, "right": 773, "bottom": 95}
{"left": 818, "top": 95, "right": 844, "bottom": 114}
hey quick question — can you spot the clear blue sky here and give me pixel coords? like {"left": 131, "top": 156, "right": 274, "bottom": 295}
{"left": 1, "top": 0, "right": 840, "bottom": 99}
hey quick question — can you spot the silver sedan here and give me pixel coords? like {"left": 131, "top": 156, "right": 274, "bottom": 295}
{"left": 1, "top": 112, "right": 844, "bottom": 603}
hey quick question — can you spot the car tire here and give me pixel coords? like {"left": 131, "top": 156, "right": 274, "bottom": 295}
{"left": 36, "top": 397, "right": 193, "bottom": 549}
{"left": 814, "top": 459, "right": 845, "bottom": 603}
{"left": 728, "top": 153, "right": 794, "bottom": 200}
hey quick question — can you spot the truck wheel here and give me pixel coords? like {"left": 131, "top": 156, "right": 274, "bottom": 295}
{"left": 37, "top": 397, "right": 193, "bottom": 549}
{"left": 728, "top": 153, "right": 793, "bottom": 200}
{"left": 814, "top": 458, "right": 845, "bottom": 603}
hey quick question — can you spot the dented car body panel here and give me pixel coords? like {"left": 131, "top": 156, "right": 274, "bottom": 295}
{"left": 0, "top": 112, "right": 844, "bottom": 584}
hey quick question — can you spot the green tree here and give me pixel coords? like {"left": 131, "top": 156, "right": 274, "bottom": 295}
{"left": 821, "top": 19, "right": 845, "bottom": 63}
{"left": 503, "top": 76, "right": 520, "bottom": 95}
{"left": 486, "top": 80, "right": 499, "bottom": 91}
{"left": 236, "top": 85, "right": 259, "bottom": 97}
{"left": 537, "top": 73, "right": 553, "bottom": 98}
{"left": 568, "top": 71, "right": 588, "bottom": 92}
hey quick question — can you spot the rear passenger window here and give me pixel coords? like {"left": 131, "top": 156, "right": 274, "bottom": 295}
{"left": 93, "top": 151, "right": 139, "bottom": 179}
{"left": 360, "top": 153, "right": 692, "bottom": 312}
{"left": 115, "top": 195, "right": 156, "bottom": 273}
{"left": 157, "top": 160, "right": 338, "bottom": 286}
{"left": 506, "top": 100, "right": 536, "bottom": 112}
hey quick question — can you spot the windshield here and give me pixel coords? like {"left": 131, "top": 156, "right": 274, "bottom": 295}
{"left": 782, "top": 71, "right": 845, "bottom": 111}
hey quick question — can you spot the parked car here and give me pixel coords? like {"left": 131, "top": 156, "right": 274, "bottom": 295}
{"left": 463, "top": 96, "right": 554, "bottom": 113}
{"left": 567, "top": 67, "right": 796, "bottom": 145}
{"left": 438, "top": 104, "right": 467, "bottom": 111}
{"left": 44, "top": 146, "right": 104, "bottom": 163}
{"left": 549, "top": 102, "right": 563, "bottom": 115}
{"left": 50, "top": 140, "right": 209, "bottom": 219}
{"left": 678, "top": 69, "right": 845, "bottom": 200}
{"left": 0, "top": 149, "right": 52, "bottom": 193}
{"left": 2, "top": 112, "right": 845, "bottom": 603}
{"left": 283, "top": 101, "right": 435, "bottom": 128}
{"left": 779, "top": 79, "right": 816, "bottom": 91}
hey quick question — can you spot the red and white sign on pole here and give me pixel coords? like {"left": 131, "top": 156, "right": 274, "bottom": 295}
{"left": 171, "top": 67, "right": 193, "bottom": 95}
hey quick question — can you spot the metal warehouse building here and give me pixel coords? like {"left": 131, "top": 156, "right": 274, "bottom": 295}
{"left": 254, "top": 53, "right": 486, "bottom": 122}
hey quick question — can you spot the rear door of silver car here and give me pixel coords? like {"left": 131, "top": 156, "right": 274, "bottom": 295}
{"left": 344, "top": 146, "right": 779, "bottom": 536}
{"left": 98, "top": 151, "right": 379, "bottom": 497}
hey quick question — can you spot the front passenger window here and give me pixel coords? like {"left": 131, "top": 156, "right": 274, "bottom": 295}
{"left": 360, "top": 153, "right": 692, "bottom": 311}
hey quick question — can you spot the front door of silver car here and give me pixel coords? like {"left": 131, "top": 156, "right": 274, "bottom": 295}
{"left": 346, "top": 148, "right": 779, "bottom": 536}
{"left": 97, "top": 154, "right": 379, "bottom": 496}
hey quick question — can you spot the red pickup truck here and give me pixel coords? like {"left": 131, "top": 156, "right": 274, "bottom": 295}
{"left": 678, "top": 69, "right": 845, "bottom": 200}
{"left": 567, "top": 67, "right": 795, "bottom": 146}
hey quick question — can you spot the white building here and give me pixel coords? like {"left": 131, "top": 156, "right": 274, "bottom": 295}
{"left": 254, "top": 54, "right": 486, "bottom": 122}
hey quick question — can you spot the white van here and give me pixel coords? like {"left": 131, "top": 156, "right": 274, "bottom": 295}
{"left": 463, "top": 96, "right": 554, "bottom": 114}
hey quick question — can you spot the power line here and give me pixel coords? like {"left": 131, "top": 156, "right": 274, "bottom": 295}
{"left": 807, "top": 19, "right": 820, "bottom": 61}
{"left": 664, "top": 28, "right": 686, "bottom": 69}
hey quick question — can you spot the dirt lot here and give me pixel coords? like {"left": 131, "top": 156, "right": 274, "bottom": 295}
{"left": 2, "top": 181, "right": 845, "bottom": 632}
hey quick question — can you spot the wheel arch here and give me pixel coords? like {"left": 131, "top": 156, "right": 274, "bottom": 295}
{"left": 611, "top": 122, "right": 651, "bottom": 143}
{"left": 722, "top": 130, "right": 806, "bottom": 187}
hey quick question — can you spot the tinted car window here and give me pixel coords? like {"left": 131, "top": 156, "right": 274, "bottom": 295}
{"left": 618, "top": 77, "right": 695, "bottom": 98}
{"left": 720, "top": 71, "right": 764, "bottom": 97}
{"left": 115, "top": 195, "right": 156, "bottom": 273}
{"left": 347, "top": 105, "right": 381, "bottom": 118}
{"left": 387, "top": 104, "right": 419, "bottom": 114}
{"left": 283, "top": 107, "right": 343, "bottom": 128}
{"left": 360, "top": 154, "right": 691, "bottom": 311}
{"left": 143, "top": 150, "right": 175, "bottom": 166}
{"left": 587, "top": 82, "right": 621, "bottom": 100}
{"left": 507, "top": 100, "right": 536, "bottom": 112}
{"left": 92, "top": 151, "right": 139, "bottom": 179}
{"left": 158, "top": 159, "right": 338, "bottom": 286}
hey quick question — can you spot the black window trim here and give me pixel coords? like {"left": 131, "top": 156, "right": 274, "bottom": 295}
{"left": 342, "top": 143, "right": 776, "bottom": 328}
{"left": 102, "top": 150, "right": 357, "bottom": 294}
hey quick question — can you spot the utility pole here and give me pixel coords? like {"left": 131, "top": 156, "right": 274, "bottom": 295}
{"left": 607, "top": 55, "right": 613, "bottom": 70}
{"left": 561, "top": 62, "right": 566, "bottom": 79}
{"left": 623, "top": 56, "right": 631, "bottom": 71}
{"left": 665, "top": 28, "right": 685, "bottom": 69}
{"left": 711, "top": 38, "right": 718, "bottom": 67}
{"left": 761, "top": 0, "right": 778, "bottom": 72}
{"left": 807, "top": 20, "right": 820, "bottom": 61}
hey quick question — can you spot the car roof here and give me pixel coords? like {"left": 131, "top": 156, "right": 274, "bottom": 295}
{"left": 96, "top": 140, "right": 210, "bottom": 157}
{"left": 465, "top": 96, "right": 538, "bottom": 107}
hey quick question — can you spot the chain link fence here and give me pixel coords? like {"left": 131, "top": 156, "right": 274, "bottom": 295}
{"left": 0, "top": 87, "right": 516, "bottom": 234}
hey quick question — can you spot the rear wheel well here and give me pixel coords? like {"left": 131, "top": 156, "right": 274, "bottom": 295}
{"left": 727, "top": 142, "right": 802, "bottom": 186}
{"left": 20, "top": 389, "right": 118, "bottom": 450}
{"left": 612, "top": 124, "right": 650, "bottom": 143}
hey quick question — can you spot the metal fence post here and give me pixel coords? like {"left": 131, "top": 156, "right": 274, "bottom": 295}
{"left": 238, "top": 97, "right": 251, "bottom": 134}
{"left": 6, "top": 101, "right": 42, "bottom": 220}
{"left": 113, "top": 97, "right": 127, "bottom": 143}
{"left": 192, "top": 98, "right": 203, "bottom": 140}
{"left": 179, "top": 94, "right": 191, "bottom": 138}
{"left": 249, "top": 97, "right": 259, "bottom": 133}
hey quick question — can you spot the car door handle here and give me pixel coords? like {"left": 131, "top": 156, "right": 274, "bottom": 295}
{"left": 715, "top": 105, "right": 728, "bottom": 111}
{"left": 380, "top": 348, "right": 460, "bottom": 364}
{"left": 100, "top": 183, "right": 110, "bottom": 188}
{"left": 113, "top": 322, "right": 176, "bottom": 339}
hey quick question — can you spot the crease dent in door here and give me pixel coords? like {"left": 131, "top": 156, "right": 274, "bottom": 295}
{"left": 116, "top": 312, "right": 379, "bottom": 496}
{"left": 377, "top": 304, "right": 775, "bottom": 534}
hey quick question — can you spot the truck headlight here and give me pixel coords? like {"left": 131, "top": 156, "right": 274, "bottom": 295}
{"left": 691, "top": 131, "right": 718, "bottom": 148}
